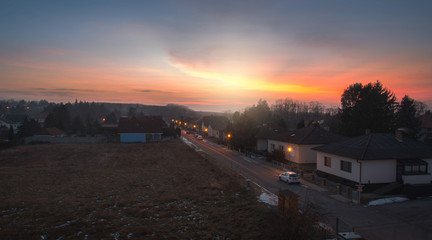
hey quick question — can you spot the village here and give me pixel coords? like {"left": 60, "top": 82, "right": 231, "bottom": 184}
{"left": 1, "top": 90, "right": 432, "bottom": 239}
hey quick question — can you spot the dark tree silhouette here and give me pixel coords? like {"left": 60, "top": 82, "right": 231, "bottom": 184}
{"left": 18, "top": 117, "right": 40, "bottom": 138}
{"left": 8, "top": 126, "right": 14, "bottom": 142}
{"left": 338, "top": 81, "right": 397, "bottom": 137}
{"left": 395, "top": 95, "right": 421, "bottom": 135}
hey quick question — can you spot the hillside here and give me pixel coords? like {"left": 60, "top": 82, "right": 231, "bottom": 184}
{"left": 0, "top": 141, "right": 298, "bottom": 239}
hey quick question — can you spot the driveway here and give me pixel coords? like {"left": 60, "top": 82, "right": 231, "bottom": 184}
{"left": 182, "top": 132, "right": 432, "bottom": 240}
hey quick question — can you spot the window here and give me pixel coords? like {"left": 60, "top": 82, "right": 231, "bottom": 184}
{"left": 278, "top": 145, "right": 284, "bottom": 151}
{"left": 340, "top": 160, "right": 352, "bottom": 173}
{"left": 324, "top": 156, "right": 331, "bottom": 167}
{"left": 270, "top": 144, "right": 275, "bottom": 151}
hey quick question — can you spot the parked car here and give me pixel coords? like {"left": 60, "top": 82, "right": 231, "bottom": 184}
{"left": 279, "top": 171, "right": 300, "bottom": 184}
{"left": 196, "top": 135, "right": 203, "bottom": 140}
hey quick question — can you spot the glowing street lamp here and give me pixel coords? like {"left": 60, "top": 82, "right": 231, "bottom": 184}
{"left": 287, "top": 147, "right": 292, "bottom": 162}
{"left": 227, "top": 133, "right": 231, "bottom": 138}
{"left": 171, "top": 119, "right": 174, "bottom": 122}
{"left": 204, "top": 128, "right": 208, "bottom": 132}
{"left": 102, "top": 118, "right": 106, "bottom": 122}
{"left": 184, "top": 122, "right": 187, "bottom": 126}
{"left": 193, "top": 124, "right": 196, "bottom": 129}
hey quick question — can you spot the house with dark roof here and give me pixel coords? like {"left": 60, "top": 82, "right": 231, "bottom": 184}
{"left": 33, "top": 112, "right": 49, "bottom": 126}
{"left": 313, "top": 131, "right": 432, "bottom": 185}
{"left": 0, "top": 118, "right": 20, "bottom": 134}
{"left": 200, "top": 116, "right": 229, "bottom": 141}
{"left": 268, "top": 126, "right": 347, "bottom": 171}
{"left": 255, "top": 125, "right": 289, "bottom": 153}
{"left": 118, "top": 117, "right": 166, "bottom": 143}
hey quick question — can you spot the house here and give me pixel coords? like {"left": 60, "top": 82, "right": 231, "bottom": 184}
{"left": 118, "top": 117, "right": 166, "bottom": 143}
{"left": 0, "top": 118, "right": 20, "bottom": 134}
{"left": 267, "top": 126, "right": 347, "bottom": 171}
{"left": 34, "top": 128, "right": 67, "bottom": 137}
{"left": 33, "top": 112, "right": 49, "bottom": 126}
{"left": 255, "top": 125, "right": 289, "bottom": 153}
{"left": 201, "top": 116, "right": 229, "bottom": 141}
{"left": 313, "top": 131, "right": 432, "bottom": 186}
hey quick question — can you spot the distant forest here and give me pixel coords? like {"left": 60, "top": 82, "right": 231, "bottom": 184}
{"left": 0, "top": 81, "right": 429, "bottom": 142}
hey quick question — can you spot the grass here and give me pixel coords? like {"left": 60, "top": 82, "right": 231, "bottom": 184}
{"left": 0, "top": 141, "right": 308, "bottom": 239}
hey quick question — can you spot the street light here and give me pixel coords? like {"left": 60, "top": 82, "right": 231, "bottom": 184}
{"left": 287, "top": 147, "right": 292, "bottom": 162}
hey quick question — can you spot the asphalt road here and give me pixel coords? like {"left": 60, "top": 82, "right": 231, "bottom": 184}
{"left": 182, "top": 132, "right": 432, "bottom": 240}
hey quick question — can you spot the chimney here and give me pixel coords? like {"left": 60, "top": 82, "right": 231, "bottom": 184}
{"left": 395, "top": 130, "right": 403, "bottom": 142}
{"left": 365, "top": 129, "right": 371, "bottom": 135}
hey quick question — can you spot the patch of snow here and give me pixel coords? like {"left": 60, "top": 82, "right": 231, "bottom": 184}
{"left": 127, "top": 233, "right": 133, "bottom": 239}
{"left": 54, "top": 221, "right": 71, "bottom": 228}
{"left": 315, "top": 222, "right": 334, "bottom": 232}
{"left": 258, "top": 192, "right": 278, "bottom": 206}
{"left": 366, "top": 197, "right": 409, "bottom": 206}
{"left": 181, "top": 137, "right": 195, "bottom": 148}
{"left": 41, "top": 235, "right": 47, "bottom": 240}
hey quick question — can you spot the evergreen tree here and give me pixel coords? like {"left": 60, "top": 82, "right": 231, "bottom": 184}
{"left": 338, "top": 81, "right": 397, "bottom": 137}
{"left": 395, "top": 95, "right": 421, "bottom": 135}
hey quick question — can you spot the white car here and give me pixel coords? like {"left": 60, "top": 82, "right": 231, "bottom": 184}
{"left": 279, "top": 171, "right": 300, "bottom": 184}
{"left": 196, "top": 135, "right": 203, "bottom": 140}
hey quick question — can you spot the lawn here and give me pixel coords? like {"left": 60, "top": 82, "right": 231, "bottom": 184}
{"left": 0, "top": 141, "right": 302, "bottom": 239}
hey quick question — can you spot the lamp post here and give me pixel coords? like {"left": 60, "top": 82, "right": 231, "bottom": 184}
{"left": 287, "top": 147, "right": 292, "bottom": 162}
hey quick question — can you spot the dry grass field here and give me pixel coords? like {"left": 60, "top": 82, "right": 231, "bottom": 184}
{"left": 0, "top": 141, "right": 317, "bottom": 239}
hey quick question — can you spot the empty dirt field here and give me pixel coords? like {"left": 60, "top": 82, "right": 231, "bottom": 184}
{"left": 0, "top": 141, "right": 323, "bottom": 239}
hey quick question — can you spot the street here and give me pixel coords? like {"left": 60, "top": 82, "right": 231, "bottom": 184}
{"left": 182, "top": 132, "right": 432, "bottom": 240}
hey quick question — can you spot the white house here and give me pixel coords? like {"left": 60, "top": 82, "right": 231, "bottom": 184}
{"left": 201, "top": 116, "right": 229, "bottom": 141}
{"left": 267, "top": 127, "right": 347, "bottom": 171}
{"left": 313, "top": 132, "right": 432, "bottom": 185}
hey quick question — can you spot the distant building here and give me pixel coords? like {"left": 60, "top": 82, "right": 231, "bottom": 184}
{"left": 118, "top": 117, "right": 166, "bottom": 143}
{"left": 255, "top": 124, "right": 288, "bottom": 153}
{"left": 0, "top": 118, "right": 20, "bottom": 134}
{"left": 33, "top": 112, "right": 49, "bottom": 126}
{"left": 268, "top": 126, "right": 347, "bottom": 171}
{"left": 34, "top": 128, "right": 67, "bottom": 137}
{"left": 313, "top": 131, "right": 432, "bottom": 185}
{"left": 200, "top": 116, "right": 229, "bottom": 141}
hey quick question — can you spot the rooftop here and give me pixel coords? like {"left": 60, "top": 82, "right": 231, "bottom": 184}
{"left": 269, "top": 126, "right": 348, "bottom": 145}
{"left": 313, "top": 133, "right": 432, "bottom": 160}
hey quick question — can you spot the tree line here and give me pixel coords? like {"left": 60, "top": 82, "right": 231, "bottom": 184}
{"left": 227, "top": 81, "right": 427, "bottom": 152}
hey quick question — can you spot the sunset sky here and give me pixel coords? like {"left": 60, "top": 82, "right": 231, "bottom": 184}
{"left": 1, "top": 0, "right": 431, "bottom": 112}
